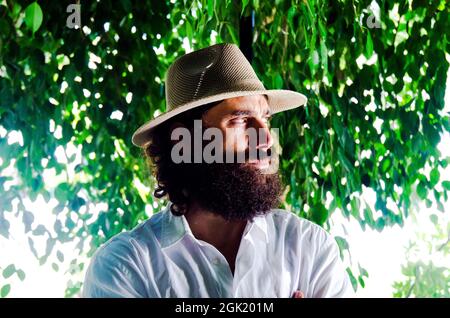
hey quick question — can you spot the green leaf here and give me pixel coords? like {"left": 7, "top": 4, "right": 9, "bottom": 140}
{"left": 359, "top": 265, "right": 369, "bottom": 278}
{"left": 287, "top": 6, "right": 296, "bottom": 32}
{"left": 320, "top": 40, "right": 328, "bottom": 71}
{"left": 241, "top": 0, "right": 250, "bottom": 15}
{"left": 207, "top": 0, "right": 214, "bottom": 19}
{"left": 442, "top": 181, "right": 450, "bottom": 191}
{"left": 310, "top": 202, "right": 328, "bottom": 226}
{"left": 381, "top": 157, "right": 392, "bottom": 173}
{"left": 350, "top": 197, "right": 360, "bottom": 218}
{"left": 65, "top": 216, "right": 76, "bottom": 230}
{"left": 1, "top": 284, "right": 11, "bottom": 297}
{"left": 337, "top": 148, "right": 353, "bottom": 173}
{"left": 52, "top": 263, "right": 59, "bottom": 272}
{"left": 341, "top": 129, "right": 355, "bottom": 156}
{"left": 416, "top": 182, "right": 427, "bottom": 200}
{"left": 429, "top": 214, "right": 438, "bottom": 225}
{"left": 0, "top": 216, "right": 10, "bottom": 239}
{"left": 430, "top": 168, "right": 440, "bottom": 187}
{"left": 346, "top": 268, "right": 358, "bottom": 291}
{"left": 22, "top": 210, "right": 34, "bottom": 233}
{"left": 363, "top": 206, "right": 375, "bottom": 228}
{"left": 70, "top": 196, "right": 86, "bottom": 211}
{"left": 375, "top": 218, "right": 385, "bottom": 231}
{"left": 274, "top": 74, "right": 283, "bottom": 89}
{"left": 358, "top": 276, "right": 365, "bottom": 288}
{"left": 226, "top": 23, "right": 238, "bottom": 44}
{"left": 12, "top": 2, "right": 22, "bottom": 19}
{"left": 2, "top": 264, "right": 15, "bottom": 279}
{"left": 437, "top": 200, "right": 445, "bottom": 213}
{"left": 45, "top": 237, "right": 56, "bottom": 258}
{"left": 53, "top": 203, "right": 65, "bottom": 215}
{"left": 318, "top": 19, "right": 326, "bottom": 39}
{"left": 24, "top": 2, "right": 43, "bottom": 33}
{"left": 365, "top": 32, "right": 373, "bottom": 58}
{"left": 28, "top": 237, "right": 38, "bottom": 258}
{"left": 54, "top": 182, "right": 69, "bottom": 202}
{"left": 57, "top": 250, "right": 64, "bottom": 263}
{"left": 335, "top": 236, "right": 349, "bottom": 251}
{"left": 185, "top": 20, "right": 193, "bottom": 41}
{"left": 16, "top": 269, "right": 26, "bottom": 281}
{"left": 32, "top": 224, "right": 47, "bottom": 236}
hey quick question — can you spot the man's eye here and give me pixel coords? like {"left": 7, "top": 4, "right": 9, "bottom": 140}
{"left": 230, "top": 117, "right": 247, "bottom": 125}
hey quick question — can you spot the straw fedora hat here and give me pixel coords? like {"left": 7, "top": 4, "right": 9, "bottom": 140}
{"left": 132, "top": 43, "right": 307, "bottom": 147}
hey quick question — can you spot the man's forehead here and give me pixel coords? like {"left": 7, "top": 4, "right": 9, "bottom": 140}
{"left": 211, "top": 95, "right": 271, "bottom": 116}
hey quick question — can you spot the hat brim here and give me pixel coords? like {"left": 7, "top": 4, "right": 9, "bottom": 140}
{"left": 131, "top": 89, "right": 307, "bottom": 147}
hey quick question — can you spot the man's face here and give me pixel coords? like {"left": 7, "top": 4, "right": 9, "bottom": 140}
{"left": 201, "top": 95, "right": 274, "bottom": 170}
{"left": 169, "top": 94, "right": 282, "bottom": 221}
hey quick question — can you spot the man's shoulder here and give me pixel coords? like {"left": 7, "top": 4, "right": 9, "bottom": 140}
{"left": 83, "top": 214, "right": 166, "bottom": 297}
{"left": 267, "top": 208, "right": 326, "bottom": 231}
{"left": 266, "top": 208, "right": 333, "bottom": 245}
{"left": 93, "top": 210, "right": 166, "bottom": 260}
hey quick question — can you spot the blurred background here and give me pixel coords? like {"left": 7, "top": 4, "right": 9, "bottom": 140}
{"left": 0, "top": 0, "right": 449, "bottom": 297}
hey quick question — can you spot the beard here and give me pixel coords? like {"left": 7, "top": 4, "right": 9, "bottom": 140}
{"left": 180, "top": 161, "right": 283, "bottom": 221}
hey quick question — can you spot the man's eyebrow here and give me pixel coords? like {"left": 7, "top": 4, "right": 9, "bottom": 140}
{"left": 227, "top": 109, "right": 272, "bottom": 117}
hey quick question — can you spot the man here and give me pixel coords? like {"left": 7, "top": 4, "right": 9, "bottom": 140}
{"left": 82, "top": 43, "right": 353, "bottom": 298}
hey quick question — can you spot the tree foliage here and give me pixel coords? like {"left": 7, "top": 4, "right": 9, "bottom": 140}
{"left": 393, "top": 213, "right": 449, "bottom": 298}
{"left": 0, "top": 0, "right": 449, "bottom": 296}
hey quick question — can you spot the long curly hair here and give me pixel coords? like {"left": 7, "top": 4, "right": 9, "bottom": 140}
{"left": 143, "top": 101, "right": 222, "bottom": 216}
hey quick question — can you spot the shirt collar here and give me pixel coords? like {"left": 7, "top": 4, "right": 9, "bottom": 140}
{"left": 150, "top": 202, "right": 269, "bottom": 249}
{"left": 246, "top": 214, "right": 269, "bottom": 244}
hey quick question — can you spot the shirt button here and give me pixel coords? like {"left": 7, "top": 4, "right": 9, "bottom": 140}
{"left": 212, "top": 257, "right": 220, "bottom": 265}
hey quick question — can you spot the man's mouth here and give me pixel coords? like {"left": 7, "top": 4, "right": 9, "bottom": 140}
{"left": 247, "top": 158, "right": 271, "bottom": 169}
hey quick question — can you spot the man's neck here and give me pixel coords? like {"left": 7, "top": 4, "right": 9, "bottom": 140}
{"left": 184, "top": 201, "right": 247, "bottom": 273}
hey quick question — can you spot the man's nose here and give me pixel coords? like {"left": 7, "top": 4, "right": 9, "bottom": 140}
{"left": 253, "top": 119, "right": 274, "bottom": 150}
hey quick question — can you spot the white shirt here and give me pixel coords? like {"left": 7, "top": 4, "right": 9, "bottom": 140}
{"left": 82, "top": 203, "right": 353, "bottom": 298}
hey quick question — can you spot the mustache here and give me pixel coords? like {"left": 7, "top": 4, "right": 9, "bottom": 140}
{"left": 222, "top": 147, "right": 274, "bottom": 162}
